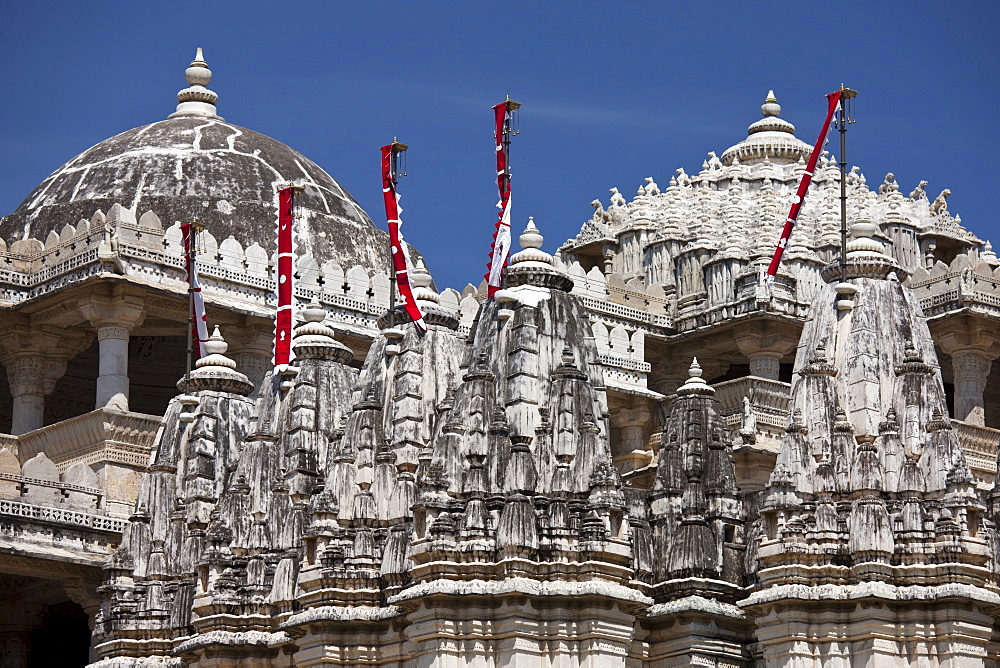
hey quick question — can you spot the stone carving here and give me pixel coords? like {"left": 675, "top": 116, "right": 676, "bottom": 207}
{"left": 0, "top": 62, "right": 998, "bottom": 666}
{"left": 744, "top": 222, "right": 998, "bottom": 663}
{"left": 930, "top": 188, "right": 951, "bottom": 215}
{"left": 909, "top": 179, "right": 928, "bottom": 200}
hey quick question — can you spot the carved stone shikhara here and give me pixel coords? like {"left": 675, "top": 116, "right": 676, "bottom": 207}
{"left": 1, "top": 55, "right": 999, "bottom": 666}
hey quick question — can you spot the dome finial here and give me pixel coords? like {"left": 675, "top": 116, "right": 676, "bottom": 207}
{"left": 169, "top": 47, "right": 223, "bottom": 121}
{"left": 519, "top": 216, "right": 543, "bottom": 250}
{"left": 761, "top": 90, "right": 781, "bottom": 117}
{"left": 677, "top": 357, "right": 715, "bottom": 395}
{"left": 721, "top": 89, "right": 807, "bottom": 166}
{"left": 509, "top": 217, "right": 552, "bottom": 267}
{"left": 410, "top": 257, "right": 441, "bottom": 306}
{"left": 187, "top": 48, "right": 210, "bottom": 85}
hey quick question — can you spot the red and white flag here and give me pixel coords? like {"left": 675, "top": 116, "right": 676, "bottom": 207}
{"left": 485, "top": 101, "right": 514, "bottom": 297}
{"left": 766, "top": 91, "right": 843, "bottom": 280}
{"left": 380, "top": 144, "right": 426, "bottom": 332}
{"left": 181, "top": 222, "right": 209, "bottom": 358}
{"left": 274, "top": 187, "right": 295, "bottom": 370}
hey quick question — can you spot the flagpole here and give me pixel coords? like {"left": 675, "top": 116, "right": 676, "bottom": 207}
{"left": 485, "top": 96, "right": 520, "bottom": 297}
{"left": 388, "top": 138, "right": 407, "bottom": 311}
{"left": 380, "top": 140, "right": 427, "bottom": 332}
{"left": 274, "top": 184, "right": 302, "bottom": 378}
{"left": 184, "top": 220, "right": 203, "bottom": 391}
{"left": 500, "top": 95, "right": 519, "bottom": 206}
{"left": 837, "top": 85, "right": 857, "bottom": 281}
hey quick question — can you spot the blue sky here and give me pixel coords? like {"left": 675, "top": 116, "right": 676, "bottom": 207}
{"left": 1, "top": 2, "right": 997, "bottom": 291}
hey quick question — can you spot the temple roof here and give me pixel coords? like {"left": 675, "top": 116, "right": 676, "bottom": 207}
{"left": 721, "top": 90, "right": 812, "bottom": 166}
{"left": 0, "top": 49, "right": 391, "bottom": 273}
{"left": 562, "top": 91, "right": 977, "bottom": 275}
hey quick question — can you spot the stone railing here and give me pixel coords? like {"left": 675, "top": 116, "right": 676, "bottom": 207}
{"left": 0, "top": 471, "right": 104, "bottom": 507}
{"left": 0, "top": 204, "right": 478, "bottom": 337}
{"left": 4, "top": 408, "right": 162, "bottom": 518}
{"left": 580, "top": 296, "right": 672, "bottom": 331}
{"left": 0, "top": 498, "right": 128, "bottom": 533}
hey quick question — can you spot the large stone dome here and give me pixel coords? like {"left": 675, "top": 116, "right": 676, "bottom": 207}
{"left": 0, "top": 50, "right": 390, "bottom": 273}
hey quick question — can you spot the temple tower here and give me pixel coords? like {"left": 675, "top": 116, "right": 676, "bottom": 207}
{"left": 743, "top": 222, "right": 999, "bottom": 666}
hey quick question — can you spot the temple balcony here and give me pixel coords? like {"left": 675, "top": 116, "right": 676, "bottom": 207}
{"left": 0, "top": 408, "right": 158, "bottom": 593}
{"left": 910, "top": 254, "right": 1000, "bottom": 321}
{"left": 0, "top": 408, "right": 161, "bottom": 524}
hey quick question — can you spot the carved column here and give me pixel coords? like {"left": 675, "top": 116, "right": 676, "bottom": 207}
{"left": 935, "top": 316, "right": 998, "bottom": 427}
{"left": 734, "top": 323, "right": 798, "bottom": 382}
{"left": 0, "top": 327, "right": 93, "bottom": 434}
{"left": 951, "top": 352, "right": 993, "bottom": 426}
{"left": 611, "top": 404, "right": 652, "bottom": 473}
{"left": 79, "top": 295, "right": 146, "bottom": 411}
{"left": 5, "top": 358, "right": 50, "bottom": 435}
{"left": 222, "top": 324, "right": 274, "bottom": 391}
{"left": 747, "top": 352, "right": 782, "bottom": 380}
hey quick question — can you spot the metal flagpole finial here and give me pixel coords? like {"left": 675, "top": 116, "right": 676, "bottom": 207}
{"left": 837, "top": 85, "right": 858, "bottom": 126}
{"left": 388, "top": 138, "right": 409, "bottom": 183}
{"left": 502, "top": 97, "right": 522, "bottom": 138}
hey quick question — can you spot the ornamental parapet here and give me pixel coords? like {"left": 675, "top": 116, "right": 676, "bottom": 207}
{"left": 4, "top": 407, "right": 161, "bottom": 517}
{"left": 0, "top": 498, "right": 127, "bottom": 534}
{"left": 713, "top": 376, "right": 792, "bottom": 452}
{"left": 580, "top": 297, "right": 672, "bottom": 332}
{"left": 16, "top": 408, "right": 160, "bottom": 467}
{"left": 0, "top": 204, "right": 477, "bottom": 338}
{"left": 910, "top": 254, "right": 1000, "bottom": 320}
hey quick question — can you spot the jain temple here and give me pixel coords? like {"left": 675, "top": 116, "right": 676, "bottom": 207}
{"left": 0, "top": 51, "right": 999, "bottom": 668}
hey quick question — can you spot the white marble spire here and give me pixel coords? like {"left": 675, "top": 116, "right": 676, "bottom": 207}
{"left": 169, "top": 47, "right": 223, "bottom": 120}
{"left": 676, "top": 357, "right": 715, "bottom": 395}
{"left": 410, "top": 257, "right": 441, "bottom": 307}
{"left": 509, "top": 217, "right": 554, "bottom": 268}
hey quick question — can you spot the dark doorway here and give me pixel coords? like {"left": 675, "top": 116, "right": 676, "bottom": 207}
{"left": 29, "top": 600, "right": 91, "bottom": 667}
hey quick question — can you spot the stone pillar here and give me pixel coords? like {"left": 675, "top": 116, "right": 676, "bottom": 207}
{"left": 935, "top": 316, "right": 998, "bottom": 427}
{"left": 222, "top": 324, "right": 274, "bottom": 391}
{"left": 0, "top": 327, "right": 93, "bottom": 435}
{"left": 79, "top": 295, "right": 146, "bottom": 411}
{"left": 602, "top": 243, "right": 617, "bottom": 274}
{"left": 747, "top": 352, "right": 782, "bottom": 380}
{"left": 951, "top": 352, "right": 993, "bottom": 426}
{"left": 611, "top": 404, "right": 652, "bottom": 473}
{"left": 6, "top": 357, "right": 49, "bottom": 435}
{"left": 734, "top": 323, "right": 798, "bottom": 382}
{"left": 96, "top": 325, "right": 130, "bottom": 410}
